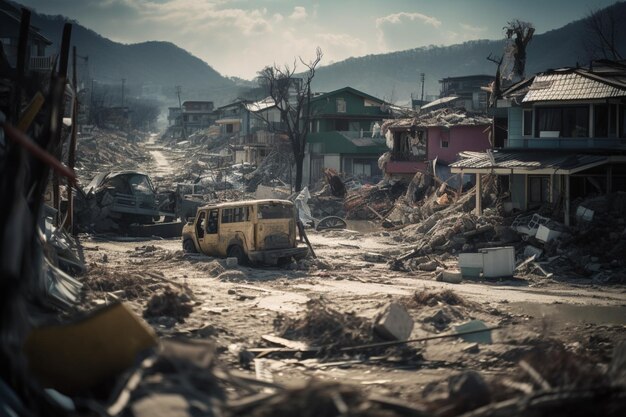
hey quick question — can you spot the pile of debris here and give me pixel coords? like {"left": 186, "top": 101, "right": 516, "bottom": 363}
{"left": 244, "top": 146, "right": 294, "bottom": 192}
{"left": 344, "top": 180, "right": 408, "bottom": 220}
{"left": 74, "top": 127, "right": 150, "bottom": 183}
{"left": 514, "top": 192, "right": 626, "bottom": 282}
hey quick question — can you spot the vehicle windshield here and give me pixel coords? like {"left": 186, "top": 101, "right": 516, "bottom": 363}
{"left": 257, "top": 203, "right": 293, "bottom": 219}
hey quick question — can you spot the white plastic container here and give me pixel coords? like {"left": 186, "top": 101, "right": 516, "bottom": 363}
{"left": 458, "top": 253, "right": 484, "bottom": 278}
{"left": 480, "top": 246, "right": 515, "bottom": 278}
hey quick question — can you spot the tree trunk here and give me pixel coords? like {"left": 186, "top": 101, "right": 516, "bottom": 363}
{"left": 294, "top": 152, "right": 305, "bottom": 192}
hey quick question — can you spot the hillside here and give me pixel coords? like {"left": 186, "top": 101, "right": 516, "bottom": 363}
{"left": 26, "top": 11, "right": 238, "bottom": 104}
{"left": 312, "top": 2, "right": 626, "bottom": 101}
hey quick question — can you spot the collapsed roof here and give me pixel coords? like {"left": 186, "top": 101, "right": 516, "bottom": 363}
{"left": 382, "top": 108, "right": 492, "bottom": 133}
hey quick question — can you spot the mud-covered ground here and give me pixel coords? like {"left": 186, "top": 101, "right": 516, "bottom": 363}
{"left": 76, "top": 134, "right": 626, "bottom": 401}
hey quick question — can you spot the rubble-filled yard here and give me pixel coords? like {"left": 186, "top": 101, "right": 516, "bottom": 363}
{"left": 68, "top": 131, "right": 626, "bottom": 410}
{"left": 4, "top": 127, "right": 626, "bottom": 416}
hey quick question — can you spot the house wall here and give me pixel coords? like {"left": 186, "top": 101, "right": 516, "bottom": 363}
{"left": 427, "top": 125, "right": 491, "bottom": 165}
{"left": 324, "top": 154, "right": 341, "bottom": 172}
{"left": 508, "top": 107, "right": 523, "bottom": 142}
{"left": 311, "top": 91, "right": 384, "bottom": 117}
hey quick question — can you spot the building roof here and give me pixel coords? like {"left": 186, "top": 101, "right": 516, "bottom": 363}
{"left": 440, "top": 74, "right": 494, "bottom": 82}
{"left": 309, "top": 86, "right": 385, "bottom": 105}
{"left": 383, "top": 108, "right": 491, "bottom": 132}
{"left": 0, "top": 9, "right": 52, "bottom": 45}
{"left": 420, "top": 95, "right": 459, "bottom": 110}
{"left": 245, "top": 96, "right": 277, "bottom": 112}
{"left": 308, "top": 131, "right": 387, "bottom": 155}
{"left": 523, "top": 71, "right": 626, "bottom": 102}
{"left": 450, "top": 150, "right": 611, "bottom": 175}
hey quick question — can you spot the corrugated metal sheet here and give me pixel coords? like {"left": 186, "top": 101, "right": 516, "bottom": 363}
{"left": 523, "top": 72, "right": 626, "bottom": 102}
{"left": 450, "top": 150, "right": 607, "bottom": 171}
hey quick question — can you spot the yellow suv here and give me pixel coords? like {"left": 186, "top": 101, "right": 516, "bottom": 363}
{"left": 182, "top": 199, "right": 309, "bottom": 265}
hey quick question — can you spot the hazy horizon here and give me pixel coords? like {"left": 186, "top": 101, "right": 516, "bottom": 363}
{"left": 14, "top": 0, "right": 622, "bottom": 79}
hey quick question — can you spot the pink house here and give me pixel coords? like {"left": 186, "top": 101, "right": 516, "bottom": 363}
{"left": 380, "top": 109, "right": 492, "bottom": 179}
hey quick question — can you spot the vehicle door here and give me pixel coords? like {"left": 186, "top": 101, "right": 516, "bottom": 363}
{"left": 199, "top": 208, "right": 220, "bottom": 255}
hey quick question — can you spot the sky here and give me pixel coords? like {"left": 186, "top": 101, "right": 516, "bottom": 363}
{"left": 15, "top": 0, "right": 622, "bottom": 79}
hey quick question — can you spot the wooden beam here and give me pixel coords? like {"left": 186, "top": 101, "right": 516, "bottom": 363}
{"left": 564, "top": 175, "right": 570, "bottom": 226}
{"left": 475, "top": 174, "right": 482, "bottom": 215}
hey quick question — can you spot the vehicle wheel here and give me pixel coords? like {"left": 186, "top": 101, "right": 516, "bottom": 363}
{"left": 315, "top": 216, "right": 347, "bottom": 231}
{"left": 227, "top": 244, "right": 248, "bottom": 266}
{"left": 183, "top": 239, "right": 197, "bottom": 253}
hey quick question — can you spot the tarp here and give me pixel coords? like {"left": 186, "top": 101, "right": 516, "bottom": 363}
{"left": 295, "top": 187, "right": 316, "bottom": 225}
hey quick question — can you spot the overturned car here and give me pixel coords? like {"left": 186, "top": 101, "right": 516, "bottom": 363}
{"left": 75, "top": 171, "right": 175, "bottom": 232}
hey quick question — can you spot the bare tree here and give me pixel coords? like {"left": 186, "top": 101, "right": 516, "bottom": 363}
{"left": 504, "top": 20, "right": 535, "bottom": 80}
{"left": 257, "top": 47, "right": 323, "bottom": 192}
{"left": 585, "top": 7, "right": 623, "bottom": 60}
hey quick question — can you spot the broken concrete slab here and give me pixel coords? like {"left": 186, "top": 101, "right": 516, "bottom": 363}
{"left": 439, "top": 269, "right": 462, "bottom": 284}
{"left": 374, "top": 302, "right": 414, "bottom": 341}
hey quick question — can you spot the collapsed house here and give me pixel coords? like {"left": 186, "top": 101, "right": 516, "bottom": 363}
{"left": 380, "top": 108, "right": 492, "bottom": 182}
{"left": 451, "top": 60, "right": 626, "bottom": 225}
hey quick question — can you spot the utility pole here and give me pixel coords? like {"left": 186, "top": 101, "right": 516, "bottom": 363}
{"left": 175, "top": 85, "right": 187, "bottom": 140}
{"left": 121, "top": 78, "right": 126, "bottom": 107}
{"left": 420, "top": 72, "right": 425, "bottom": 101}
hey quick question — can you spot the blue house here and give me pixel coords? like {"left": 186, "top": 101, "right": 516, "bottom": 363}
{"left": 451, "top": 60, "right": 626, "bottom": 225}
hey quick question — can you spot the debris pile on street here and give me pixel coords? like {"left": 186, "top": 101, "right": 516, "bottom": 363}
{"left": 144, "top": 285, "right": 195, "bottom": 322}
{"left": 273, "top": 298, "right": 374, "bottom": 349}
{"left": 344, "top": 180, "right": 408, "bottom": 220}
{"left": 75, "top": 127, "right": 150, "bottom": 183}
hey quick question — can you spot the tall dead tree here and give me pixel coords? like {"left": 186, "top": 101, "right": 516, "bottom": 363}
{"left": 257, "top": 47, "right": 323, "bottom": 192}
{"left": 504, "top": 20, "right": 535, "bottom": 80}
{"left": 584, "top": 7, "right": 623, "bottom": 60}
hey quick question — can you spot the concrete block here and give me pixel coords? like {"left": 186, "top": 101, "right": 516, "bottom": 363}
{"left": 226, "top": 257, "right": 238, "bottom": 268}
{"left": 441, "top": 269, "right": 462, "bottom": 284}
{"left": 375, "top": 302, "right": 414, "bottom": 341}
{"left": 535, "top": 224, "right": 562, "bottom": 243}
{"left": 523, "top": 245, "right": 543, "bottom": 259}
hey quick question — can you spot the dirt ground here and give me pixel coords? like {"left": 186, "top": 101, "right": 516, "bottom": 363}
{"left": 77, "top": 135, "right": 626, "bottom": 402}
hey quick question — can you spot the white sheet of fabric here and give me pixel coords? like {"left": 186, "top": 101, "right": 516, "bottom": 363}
{"left": 295, "top": 186, "right": 315, "bottom": 224}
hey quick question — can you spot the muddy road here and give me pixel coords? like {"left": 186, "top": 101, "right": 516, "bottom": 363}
{"left": 77, "top": 136, "right": 626, "bottom": 400}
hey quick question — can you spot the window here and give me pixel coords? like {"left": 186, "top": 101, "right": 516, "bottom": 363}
{"left": 336, "top": 98, "right": 346, "bottom": 113}
{"left": 594, "top": 104, "right": 608, "bottom": 137}
{"left": 441, "top": 140, "right": 449, "bottom": 148}
{"left": 196, "top": 211, "right": 206, "bottom": 238}
{"left": 523, "top": 109, "right": 533, "bottom": 136}
{"left": 535, "top": 106, "right": 589, "bottom": 137}
{"left": 206, "top": 209, "right": 219, "bottom": 234}
{"left": 334, "top": 119, "right": 349, "bottom": 130}
{"left": 226, "top": 124, "right": 233, "bottom": 133}
{"left": 528, "top": 176, "right": 549, "bottom": 205}
{"left": 221, "top": 206, "right": 249, "bottom": 223}
{"left": 257, "top": 203, "right": 293, "bottom": 219}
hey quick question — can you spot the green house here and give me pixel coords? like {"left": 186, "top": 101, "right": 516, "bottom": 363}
{"left": 304, "top": 87, "right": 391, "bottom": 185}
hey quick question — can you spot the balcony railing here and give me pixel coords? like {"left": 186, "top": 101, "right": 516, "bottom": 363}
{"left": 338, "top": 130, "right": 386, "bottom": 145}
{"left": 508, "top": 137, "right": 626, "bottom": 149}
{"left": 29, "top": 55, "right": 56, "bottom": 72}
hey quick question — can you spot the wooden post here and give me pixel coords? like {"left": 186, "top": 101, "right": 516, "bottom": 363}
{"left": 52, "top": 23, "right": 72, "bottom": 227}
{"left": 564, "top": 174, "right": 570, "bottom": 226}
{"left": 65, "top": 46, "right": 78, "bottom": 234}
{"left": 13, "top": 8, "right": 30, "bottom": 125}
{"left": 475, "top": 174, "right": 482, "bottom": 215}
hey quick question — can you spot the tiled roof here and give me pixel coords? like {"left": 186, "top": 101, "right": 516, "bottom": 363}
{"left": 450, "top": 150, "right": 607, "bottom": 172}
{"left": 523, "top": 71, "right": 626, "bottom": 102}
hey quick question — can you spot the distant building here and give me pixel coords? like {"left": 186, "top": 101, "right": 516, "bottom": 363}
{"left": 451, "top": 60, "right": 626, "bottom": 224}
{"left": 437, "top": 75, "right": 494, "bottom": 112}
{"left": 181, "top": 101, "right": 214, "bottom": 134}
{"left": 0, "top": 1, "right": 53, "bottom": 72}
{"left": 303, "top": 87, "right": 392, "bottom": 185}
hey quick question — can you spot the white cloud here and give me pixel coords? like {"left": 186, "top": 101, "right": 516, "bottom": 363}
{"left": 376, "top": 12, "right": 441, "bottom": 28}
{"left": 375, "top": 11, "right": 444, "bottom": 51}
{"left": 289, "top": 6, "right": 307, "bottom": 20}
